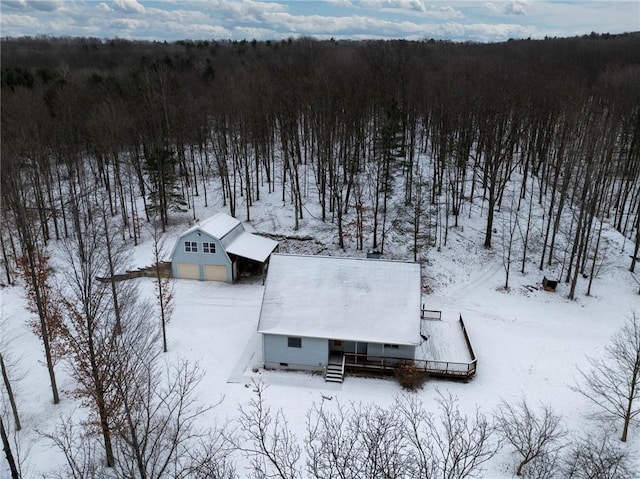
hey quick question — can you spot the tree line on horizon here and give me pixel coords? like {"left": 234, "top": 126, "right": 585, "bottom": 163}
{"left": 2, "top": 33, "right": 640, "bottom": 287}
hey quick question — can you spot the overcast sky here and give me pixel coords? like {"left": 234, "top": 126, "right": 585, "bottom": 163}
{"left": 1, "top": 0, "right": 638, "bottom": 43}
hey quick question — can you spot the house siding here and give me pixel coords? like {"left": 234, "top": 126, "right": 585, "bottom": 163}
{"left": 171, "top": 231, "right": 233, "bottom": 281}
{"left": 367, "top": 343, "right": 415, "bottom": 361}
{"left": 263, "top": 334, "right": 328, "bottom": 371}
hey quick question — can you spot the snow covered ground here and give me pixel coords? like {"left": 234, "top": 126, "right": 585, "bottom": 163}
{"left": 2, "top": 181, "right": 639, "bottom": 477}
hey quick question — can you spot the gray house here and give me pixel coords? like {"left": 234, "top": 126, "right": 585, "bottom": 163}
{"left": 257, "top": 254, "right": 422, "bottom": 382}
{"left": 170, "top": 212, "right": 278, "bottom": 282}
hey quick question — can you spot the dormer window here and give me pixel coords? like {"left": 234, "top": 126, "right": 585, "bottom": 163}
{"left": 203, "top": 242, "right": 216, "bottom": 254}
{"left": 184, "top": 241, "right": 198, "bottom": 253}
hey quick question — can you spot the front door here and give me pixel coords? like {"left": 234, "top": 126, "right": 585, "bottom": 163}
{"left": 330, "top": 339, "right": 343, "bottom": 352}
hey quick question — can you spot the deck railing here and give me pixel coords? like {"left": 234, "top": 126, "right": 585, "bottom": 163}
{"left": 459, "top": 314, "right": 477, "bottom": 363}
{"left": 343, "top": 352, "right": 476, "bottom": 379}
{"left": 342, "top": 313, "right": 477, "bottom": 380}
{"left": 421, "top": 308, "right": 442, "bottom": 320}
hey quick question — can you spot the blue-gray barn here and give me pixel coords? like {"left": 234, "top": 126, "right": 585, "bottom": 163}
{"left": 170, "top": 212, "right": 278, "bottom": 282}
{"left": 257, "top": 254, "right": 422, "bottom": 381}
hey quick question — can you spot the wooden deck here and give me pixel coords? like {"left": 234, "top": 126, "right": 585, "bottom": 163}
{"left": 341, "top": 314, "right": 477, "bottom": 380}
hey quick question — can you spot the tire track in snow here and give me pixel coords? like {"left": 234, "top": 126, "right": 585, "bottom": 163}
{"left": 437, "top": 256, "right": 503, "bottom": 308}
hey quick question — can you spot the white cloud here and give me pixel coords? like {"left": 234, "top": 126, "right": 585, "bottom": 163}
{"left": 145, "top": 6, "right": 211, "bottom": 23}
{"left": 429, "top": 5, "right": 464, "bottom": 20}
{"left": 27, "top": 0, "right": 63, "bottom": 12}
{"left": 438, "top": 20, "right": 537, "bottom": 41}
{"left": 503, "top": 0, "right": 529, "bottom": 16}
{"left": 109, "top": 17, "right": 146, "bottom": 30}
{"left": 483, "top": 2, "right": 499, "bottom": 13}
{"left": 356, "top": 0, "right": 463, "bottom": 19}
{"left": 1, "top": 0, "right": 28, "bottom": 10}
{"left": 0, "top": 0, "right": 637, "bottom": 44}
{"left": 160, "top": 20, "right": 231, "bottom": 38}
{"left": 232, "top": 26, "right": 278, "bottom": 39}
{"left": 360, "top": 0, "right": 428, "bottom": 12}
{"left": 261, "top": 11, "right": 430, "bottom": 37}
{"left": 212, "top": 0, "right": 288, "bottom": 22}
{"left": 1, "top": 12, "right": 41, "bottom": 28}
{"left": 113, "top": 0, "right": 146, "bottom": 14}
{"left": 326, "top": 0, "right": 356, "bottom": 7}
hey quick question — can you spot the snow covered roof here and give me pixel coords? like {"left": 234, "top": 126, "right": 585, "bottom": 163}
{"left": 226, "top": 232, "right": 278, "bottom": 263}
{"left": 174, "top": 213, "right": 277, "bottom": 263}
{"left": 183, "top": 212, "right": 241, "bottom": 239}
{"left": 257, "top": 254, "right": 422, "bottom": 345}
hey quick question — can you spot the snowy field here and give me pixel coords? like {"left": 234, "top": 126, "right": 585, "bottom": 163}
{"left": 2, "top": 183, "right": 639, "bottom": 478}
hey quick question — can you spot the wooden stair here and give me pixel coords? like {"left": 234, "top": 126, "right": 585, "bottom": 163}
{"left": 325, "top": 355, "right": 345, "bottom": 383}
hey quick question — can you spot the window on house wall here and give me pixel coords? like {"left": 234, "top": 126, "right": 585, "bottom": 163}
{"left": 184, "top": 241, "right": 198, "bottom": 252}
{"left": 384, "top": 344, "right": 399, "bottom": 349}
{"left": 203, "top": 242, "right": 216, "bottom": 253}
{"left": 287, "top": 337, "right": 302, "bottom": 348}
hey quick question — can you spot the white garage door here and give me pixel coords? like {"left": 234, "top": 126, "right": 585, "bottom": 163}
{"left": 204, "top": 264, "right": 227, "bottom": 281}
{"left": 177, "top": 263, "right": 200, "bottom": 280}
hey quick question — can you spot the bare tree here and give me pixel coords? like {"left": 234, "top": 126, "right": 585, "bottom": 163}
{"left": 3, "top": 171, "right": 61, "bottom": 404}
{"left": 494, "top": 398, "right": 566, "bottom": 476}
{"left": 408, "top": 169, "right": 433, "bottom": 262}
{"left": 500, "top": 190, "right": 519, "bottom": 290}
{"left": 149, "top": 218, "right": 174, "bottom": 353}
{"left": 0, "top": 317, "right": 22, "bottom": 433}
{"left": 56, "top": 195, "right": 147, "bottom": 468}
{"left": 305, "top": 400, "right": 362, "bottom": 479}
{"left": 561, "top": 430, "right": 637, "bottom": 479}
{"left": 0, "top": 353, "right": 20, "bottom": 433}
{"left": 306, "top": 397, "right": 412, "bottom": 479}
{"left": 114, "top": 358, "right": 232, "bottom": 479}
{"left": 575, "top": 311, "right": 640, "bottom": 442}
{"left": 233, "top": 380, "right": 302, "bottom": 479}
{"left": 43, "top": 329, "right": 234, "bottom": 479}
{"left": 57, "top": 221, "right": 121, "bottom": 467}
{"left": 354, "top": 401, "right": 411, "bottom": 479}
{"left": 1, "top": 414, "right": 20, "bottom": 479}
{"left": 39, "top": 417, "right": 103, "bottom": 479}
{"left": 398, "top": 392, "right": 500, "bottom": 479}
{"left": 16, "top": 250, "right": 67, "bottom": 367}
{"left": 430, "top": 392, "right": 500, "bottom": 479}
{"left": 305, "top": 392, "right": 497, "bottom": 479}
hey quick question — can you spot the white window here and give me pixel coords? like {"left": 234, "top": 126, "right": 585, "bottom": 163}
{"left": 203, "top": 242, "right": 216, "bottom": 254}
{"left": 184, "top": 241, "right": 198, "bottom": 253}
{"left": 287, "top": 337, "right": 302, "bottom": 348}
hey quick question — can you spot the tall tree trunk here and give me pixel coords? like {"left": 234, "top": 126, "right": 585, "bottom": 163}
{"left": 0, "top": 354, "right": 21, "bottom": 431}
{"left": 0, "top": 417, "right": 19, "bottom": 479}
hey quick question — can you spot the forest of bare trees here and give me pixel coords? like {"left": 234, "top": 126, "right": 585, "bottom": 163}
{"left": 2, "top": 34, "right": 639, "bottom": 295}
{"left": 1, "top": 33, "right": 640, "bottom": 477}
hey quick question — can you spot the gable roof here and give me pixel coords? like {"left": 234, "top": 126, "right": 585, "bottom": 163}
{"left": 257, "top": 254, "right": 422, "bottom": 345}
{"left": 183, "top": 212, "right": 241, "bottom": 240}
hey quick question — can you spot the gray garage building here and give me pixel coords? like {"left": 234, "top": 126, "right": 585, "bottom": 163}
{"left": 170, "top": 212, "right": 278, "bottom": 282}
